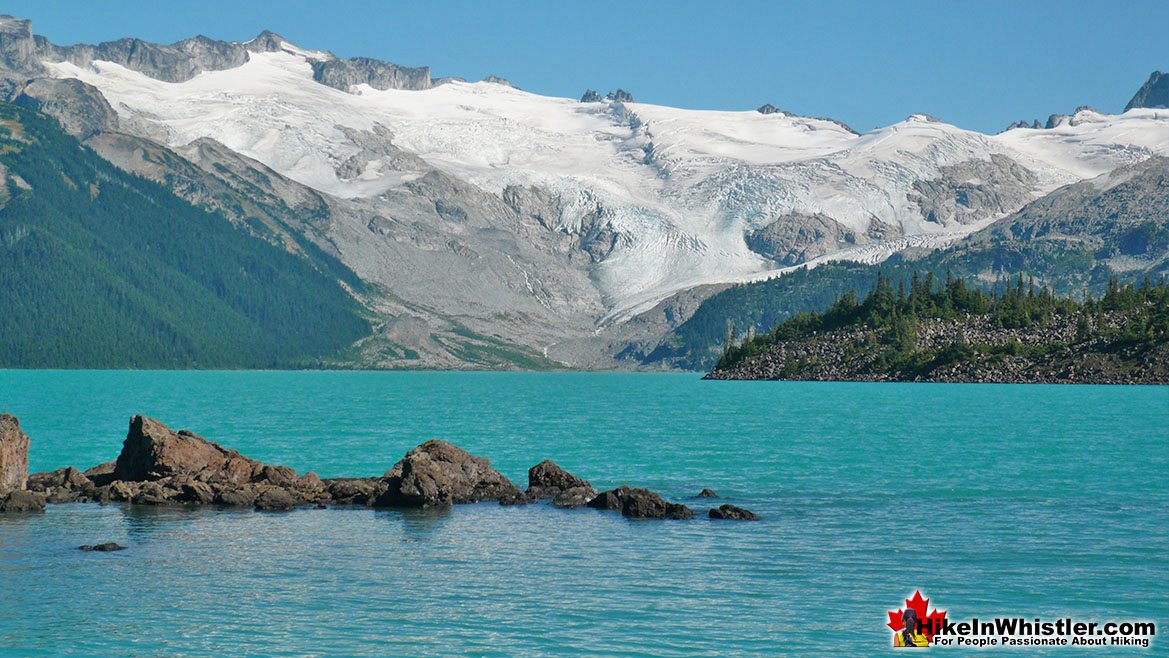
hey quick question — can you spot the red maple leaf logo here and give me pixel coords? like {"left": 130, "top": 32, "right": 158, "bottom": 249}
{"left": 887, "top": 590, "right": 948, "bottom": 641}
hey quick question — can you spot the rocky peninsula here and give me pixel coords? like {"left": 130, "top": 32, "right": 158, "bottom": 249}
{"left": 0, "top": 414, "right": 757, "bottom": 522}
{"left": 707, "top": 275, "right": 1169, "bottom": 384}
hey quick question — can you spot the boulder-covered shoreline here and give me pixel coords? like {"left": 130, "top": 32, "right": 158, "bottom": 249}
{"left": 1, "top": 414, "right": 758, "bottom": 522}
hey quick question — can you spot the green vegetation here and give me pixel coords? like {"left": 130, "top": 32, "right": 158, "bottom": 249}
{"left": 0, "top": 102, "right": 370, "bottom": 368}
{"left": 648, "top": 234, "right": 1167, "bottom": 372}
{"left": 715, "top": 272, "right": 1169, "bottom": 379}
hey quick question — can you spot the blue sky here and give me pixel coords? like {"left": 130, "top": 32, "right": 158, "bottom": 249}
{"left": 5, "top": 0, "right": 1165, "bottom": 133}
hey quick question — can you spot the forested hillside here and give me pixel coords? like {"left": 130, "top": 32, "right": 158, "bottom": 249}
{"left": 707, "top": 274, "right": 1169, "bottom": 384}
{"left": 0, "top": 102, "right": 370, "bottom": 368}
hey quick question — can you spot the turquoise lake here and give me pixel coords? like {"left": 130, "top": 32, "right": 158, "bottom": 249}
{"left": 0, "top": 371, "right": 1166, "bottom": 655}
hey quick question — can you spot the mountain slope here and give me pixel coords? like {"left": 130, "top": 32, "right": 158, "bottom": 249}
{"left": 0, "top": 15, "right": 1166, "bottom": 369}
{"left": 0, "top": 101, "right": 370, "bottom": 368}
{"left": 643, "top": 157, "right": 1169, "bottom": 370}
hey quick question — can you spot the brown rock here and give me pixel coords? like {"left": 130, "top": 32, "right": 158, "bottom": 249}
{"left": 254, "top": 488, "right": 296, "bottom": 511}
{"left": 214, "top": 486, "right": 257, "bottom": 507}
{"left": 550, "top": 485, "right": 596, "bottom": 508}
{"left": 0, "top": 490, "right": 45, "bottom": 512}
{"left": 589, "top": 483, "right": 687, "bottom": 521}
{"left": 697, "top": 488, "right": 719, "bottom": 498}
{"left": 324, "top": 478, "right": 382, "bottom": 505}
{"left": 526, "top": 460, "right": 594, "bottom": 500}
{"left": 709, "top": 504, "right": 760, "bottom": 521}
{"left": 587, "top": 486, "right": 693, "bottom": 520}
{"left": 373, "top": 440, "right": 520, "bottom": 508}
{"left": 79, "top": 542, "right": 125, "bottom": 552}
{"left": 0, "top": 414, "right": 30, "bottom": 495}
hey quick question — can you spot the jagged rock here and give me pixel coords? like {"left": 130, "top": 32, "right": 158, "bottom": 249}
{"left": 746, "top": 212, "right": 859, "bottom": 265}
{"left": 132, "top": 481, "right": 180, "bottom": 506}
{"left": 83, "top": 461, "right": 117, "bottom": 485}
{"left": 482, "top": 75, "right": 511, "bottom": 87}
{"left": 173, "top": 480, "right": 215, "bottom": 504}
{"left": 37, "top": 34, "right": 250, "bottom": 84}
{"left": 1127, "top": 71, "right": 1169, "bottom": 111}
{"left": 757, "top": 103, "right": 781, "bottom": 115}
{"left": 587, "top": 485, "right": 693, "bottom": 520}
{"left": 526, "top": 460, "right": 593, "bottom": 499}
{"left": 550, "top": 486, "right": 595, "bottom": 508}
{"left": 373, "top": 440, "right": 521, "bottom": 508}
{"left": 697, "top": 488, "right": 718, "bottom": 498}
{"left": 605, "top": 89, "right": 634, "bottom": 103}
{"left": 0, "top": 489, "right": 44, "bottom": 512}
{"left": 0, "top": 415, "right": 30, "bottom": 496}
{"left": 13, "top": 78, "right": 119, "bottom": 139}
{"left": 112, "top": 416, "right": 301, "bottom": 494}
{"left": 214, "top": 486, "right": 256, "bottom": 507}
{"left": 909, "top": 154, "right": 1038, "bottom": 227}
{"left": 499, "top": 491, "right": 538, "bottom": 506}
{"left": 28, "top": 466, "right": 96, "bottom": 503}
{"left": 580, "top": 89, "right": 601, "bottom": 103}
{"left": 79, "top": 542, "right": 124, "bottom": 552}
{"left": 254, "top": 488, "right": 296, "bottom": 511}
{"left": 324, "top": 478, "right": 383, "bottom": 505}
{"left": 709, "top": 504, "right": 759, "bottom": 521}
{"left": 0, "top": 16, "right": 44, "bottom": 76}
{"left": 311, "top": 57, "right": 431, "bottom": 92}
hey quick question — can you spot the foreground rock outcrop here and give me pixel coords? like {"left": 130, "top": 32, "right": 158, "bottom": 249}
{"left": 587, "top": 486, "right": 694, "bottom": 520}
{"left": 709, "top": 504, "right": 760, "bottom": 521}
{"left": 26, "top": 415, "right": 328, "bottom": 509}
{"left": 16, "top": 415, "right": 719, "bottom": 523}
{"left": 0, "top": 414, "right": 43, "bottom": 512}
{"left": 0, "top": 414, "right": 30, "bottom": 495}
{"left": 373, "top": 440, "right": 520, "bottom": 508}
{"left": 525, "top": 460, "right": 596, "bottom": 507}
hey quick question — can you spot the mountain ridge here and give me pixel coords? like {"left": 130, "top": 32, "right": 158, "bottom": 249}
{"left": 0, "top": 13, "right": 1166, "bottom": 369}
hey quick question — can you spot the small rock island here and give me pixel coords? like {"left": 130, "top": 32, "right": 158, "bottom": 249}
{"left": 0, "top": 414, "right": 758, "bottom": 523}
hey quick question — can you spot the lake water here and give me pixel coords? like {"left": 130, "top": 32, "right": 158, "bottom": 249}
{"left": 0, "top": 371, "right": 1166, "bottom": 655}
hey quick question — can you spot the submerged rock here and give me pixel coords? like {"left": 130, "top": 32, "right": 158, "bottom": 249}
{"left": 550, "top": 486, "right": 596, "bottom": 508}
{"left": 587, "top": 486, "right": 693, "bottom": 520}
{"left": 697, "top": 488, "right": 719, "bottom": 498}
{"left": 373, "top": 440, "right": 520, "bottom": 508}
{"left": 0, "top": 489, "right": 45, "bottom": 512}
{"left": 0, "top": 414, "right": 30, "bottom": 496}
{"left": 709, "top": 504, "right": 759, "bottom": 521}
{"left": 79, "top": 542, "right": 125, "bottom": 552}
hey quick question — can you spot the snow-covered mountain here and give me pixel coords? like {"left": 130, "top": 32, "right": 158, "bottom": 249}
{"left": 3, "top": 15, "right": 1167, "bottom": 367}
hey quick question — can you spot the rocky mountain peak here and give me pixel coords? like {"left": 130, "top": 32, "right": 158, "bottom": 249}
{"left": 1126, "top": 71, "right": 1168, "bottom": 111}
{"left": 756, "top": 103, "right": 782, "bottom": 115}
{"left": 606, "top": 89, "right": 634, "bottom": 103}
{"left": 580, "top": 89, "right": 601, "bottom": 103}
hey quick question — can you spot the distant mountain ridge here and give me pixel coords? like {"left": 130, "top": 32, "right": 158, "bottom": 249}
{"left": 0, "top": 13, "right": 1165, "bottom": 369}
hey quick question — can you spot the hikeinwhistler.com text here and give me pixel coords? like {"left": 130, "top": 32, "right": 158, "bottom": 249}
{"left": 925, "top": 617, "right": 1156, "bottom": 649}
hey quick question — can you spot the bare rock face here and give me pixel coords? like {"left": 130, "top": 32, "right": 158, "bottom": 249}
{"left": 373, "top": 440, "right": 520, "bottom": 508}
{"left": 0, "top": 489, "right": 44, "bottom": 512}
{"left": 13, "top": 77, "right": 119, "bottom": 139}
{"left": 114, "top": 415, "right": 266, "bottom": 484}
{"left": 587, "top": 486, "right": 693, "bottom": 520}
{"left": 526, "top": 460, "right": 594, "bottom": 500}
{"left": 0, "top": 414, "right": 30, "bottom": 496}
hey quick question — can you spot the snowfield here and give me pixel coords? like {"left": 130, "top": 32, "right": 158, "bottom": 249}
{"left": 45, "top": 49, "right": 1169, "bottom": 322}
